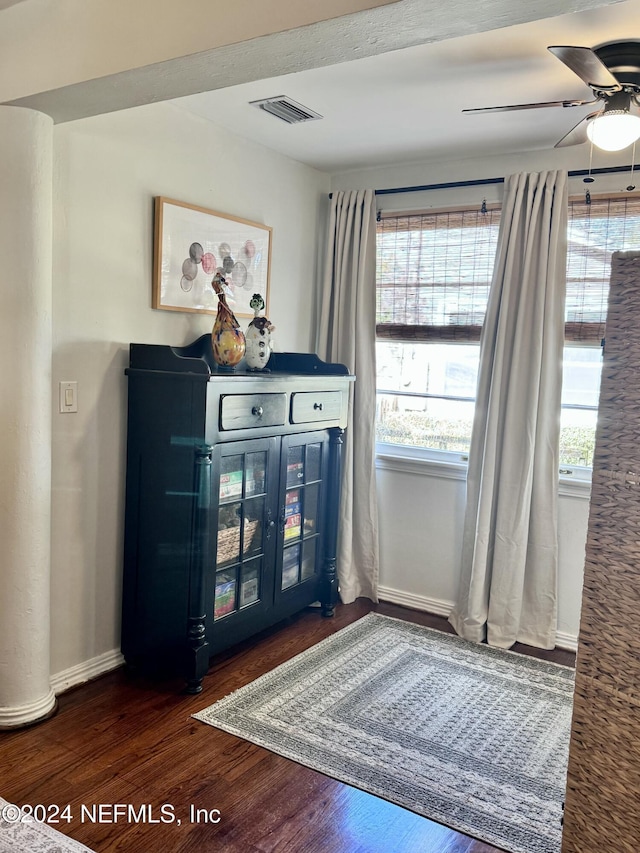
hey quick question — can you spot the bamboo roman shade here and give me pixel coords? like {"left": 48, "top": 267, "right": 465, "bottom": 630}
{"left": 376, "top": 195, "right": 640, "bottom": 345}
{"left": 566, "top": 196, "right": 640, "bottom": 343}
{"left": 376, "top": 209, "right": 501, "bottom": 342}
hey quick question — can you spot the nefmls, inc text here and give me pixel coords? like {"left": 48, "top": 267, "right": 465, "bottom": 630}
{"left": 0, "top": 802, "right": 222, "bottom": 827}
{"left": 80, "top": 804, "right": 221, "bottom": 824}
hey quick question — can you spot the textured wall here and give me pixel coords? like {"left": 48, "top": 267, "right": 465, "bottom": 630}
{"left": 2, "top": 0, "right": 618, "bottom": 121}
{"left": 0, "top": 106, "right": 56, "bottom": 725}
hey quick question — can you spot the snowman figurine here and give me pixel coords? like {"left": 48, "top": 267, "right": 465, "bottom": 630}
{"left": 245, "top": 293, "right": 275, "bottom": 370}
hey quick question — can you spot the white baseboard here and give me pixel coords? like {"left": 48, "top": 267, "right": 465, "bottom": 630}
{"left": 378, "top": 585, "right": 455, "bottom": 618}
{"left": 377, "top": 585, "right": 578, "bottom": 652}
{"left": 554, "top": 631, "right": 578, "bottom": 653}
{"left": 47, "top": 592, "right": 578, "bottom": 696}
{"left": 0, "top": 688, "right": 57, "bottom": 729}
{"left": 50, "top": 648, "right": 125, "bottom": 695}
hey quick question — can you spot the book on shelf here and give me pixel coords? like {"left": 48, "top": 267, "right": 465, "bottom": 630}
{"left": 245, "top": 465, "right": 265, "bottom": 496}
{"left": 219, "top": 470, "right": 242, "bottom": 500}
{"left": 282, "top": 543, "right": 299, "bottom": 566}
{"left": 285, "top": 501, "right": 301, "bottom": 518}
{"left": 281, "top": 549, "right": 299, "bottom": 589}
{"left": 245, "top": 477, "right": 264, "bottom": 497}
{"left": 282, "top": 555, "right": 298, "bottom": 589}
{"left": 286, "top": 461, "right": 304, "bottom": 485}
{"left": 284, "top": 513, "right": 301, "bottom": 540}
{"left": 214, "top": 574, "right": 236, "bottom": 619}
{"left": 240, "top": 570, "right": 259, "bottom": 607}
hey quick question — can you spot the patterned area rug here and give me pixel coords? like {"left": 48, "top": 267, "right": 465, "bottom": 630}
{"left": 0, "top": 798, "right": 94, "bottom": 853}
{"left": 194, "top": 613, "right": 574, "bottom": 853}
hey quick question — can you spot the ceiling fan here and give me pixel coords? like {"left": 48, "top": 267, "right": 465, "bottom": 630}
{"left": 464, "top": 41, "right": 640, "bottom": 150}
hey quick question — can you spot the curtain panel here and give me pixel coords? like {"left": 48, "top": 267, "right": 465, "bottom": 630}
{"left": 317, "top": 189, "right": 379, "bottom": 603}
{"left": 449, "top": 170, "right": 568, "bottom": 649}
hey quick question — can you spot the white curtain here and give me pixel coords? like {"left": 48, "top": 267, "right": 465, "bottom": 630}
{"left": 449, "top": 170, "right": 568, "bottom": 649}
{"left": 317, "top": 189, "right": 379, "bottom": 603}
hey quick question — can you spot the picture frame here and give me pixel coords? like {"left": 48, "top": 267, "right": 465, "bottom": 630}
{"left": 152, "top": 196, "right": 272, "bottom": 318}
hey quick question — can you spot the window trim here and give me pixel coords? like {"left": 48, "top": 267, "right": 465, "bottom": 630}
{"left": 375, "top": 441, "right": 592, "bottom": 499}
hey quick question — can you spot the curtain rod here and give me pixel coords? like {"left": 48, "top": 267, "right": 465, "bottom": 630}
{"left": 330, "top": 164, "right": 639, "bottom": 198}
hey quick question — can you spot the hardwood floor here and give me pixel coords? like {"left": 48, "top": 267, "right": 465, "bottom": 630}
{"left": 0, "top": 601, "right": 575, "bottom": 853}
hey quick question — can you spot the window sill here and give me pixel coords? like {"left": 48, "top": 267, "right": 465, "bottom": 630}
{"left": 375, "top": 446, "right": 592, "bottom": 499}
{"left": 375, "top": 449, "right": 467, "bottom": 481}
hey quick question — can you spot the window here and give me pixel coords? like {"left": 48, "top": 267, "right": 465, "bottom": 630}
{"left": 376, "top": 209, "right": 499, "bottom": 460}
{"left": 375, "top": 196, "right": 640, "bottom": 470}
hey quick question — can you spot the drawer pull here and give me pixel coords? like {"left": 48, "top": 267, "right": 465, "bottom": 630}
{"left": 252, "top": 405, "right": 264, "bottom": 418}
{"left": 313, "top": 402, "right": 323, "bottom": 411}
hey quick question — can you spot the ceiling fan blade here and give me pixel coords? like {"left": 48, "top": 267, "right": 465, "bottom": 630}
{"left": 554, "top": 111, "right": 601, "bottom": 148}
{"left": 548, "top": 45, "right": 621, "bottom": 91}
{"left": 463, "top": 98, "right": 597, "bottom": 115}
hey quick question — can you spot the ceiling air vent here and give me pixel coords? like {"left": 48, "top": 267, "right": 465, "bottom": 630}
{"left": 249, "top": 96, "right": 323, "bottom": 125}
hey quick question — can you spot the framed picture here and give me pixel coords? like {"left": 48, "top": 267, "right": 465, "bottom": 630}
{"left": 152, "top": 197, "right": 272, "bottom": 318}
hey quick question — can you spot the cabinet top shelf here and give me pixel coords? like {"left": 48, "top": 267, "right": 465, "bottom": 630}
{"left": 128, "top": 335, "right": 353, "bottom": 379}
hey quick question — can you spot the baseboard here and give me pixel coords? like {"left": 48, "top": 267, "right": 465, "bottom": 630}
{"left": 378, "top": 585, "right": 455, "bottom": 618}
{"left": 377, "top": 585, "right": 578, "bottom": 652}
{"left": 47, "top": 596, "right": 578, "bottom": 695}
{"left": 50, "top": 648, "right": 125, "bottom": 695}
{"left": 554, "top": 631, "right": 578, "bottom": 653}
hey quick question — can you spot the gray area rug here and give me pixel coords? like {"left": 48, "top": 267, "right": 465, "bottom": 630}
{"left": 194, "top": 613, "right": 574, "bottom": 853}
{"left": 0, "top": 798, "right": 94, "bottom": 853}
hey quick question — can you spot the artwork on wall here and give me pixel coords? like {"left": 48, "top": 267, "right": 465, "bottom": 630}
{"left": 152, "top": 197, "right": 272, "bottom": 318}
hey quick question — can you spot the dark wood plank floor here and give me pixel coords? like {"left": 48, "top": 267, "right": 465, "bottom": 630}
{"left": 0, "top": 601, "right": 575, "bottom": 853}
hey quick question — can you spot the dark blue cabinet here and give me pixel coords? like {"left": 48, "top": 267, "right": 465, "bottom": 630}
{"left": 121, "top": 336, "right": 353, "bottom": 692}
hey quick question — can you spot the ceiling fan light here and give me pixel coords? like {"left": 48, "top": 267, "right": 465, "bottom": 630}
{"left": 586, "top": 111, "right": 640, "bottom": 151}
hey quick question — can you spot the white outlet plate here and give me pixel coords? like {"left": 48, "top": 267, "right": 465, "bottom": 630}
{"left": 59, "top": 381, "right": 78, "bottom": 413}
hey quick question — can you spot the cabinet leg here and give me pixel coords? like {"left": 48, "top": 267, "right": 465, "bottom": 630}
{"left": 321, "top": 556, "right": 338, "bottom": 617}
{"left": 321, "top": 427, "right": 343, "bottom": 618}
{"left": 184, "top": 623, "right": 210, "bottom": 694}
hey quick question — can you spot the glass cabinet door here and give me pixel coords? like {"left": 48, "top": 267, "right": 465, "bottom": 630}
{"left": 210, "top": 437, "right": 279, "bottom": 624}
{"left": 278, "top": 432, "right": 328, "bottom": 594}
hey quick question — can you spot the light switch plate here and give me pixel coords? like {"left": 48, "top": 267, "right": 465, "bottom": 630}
{"left": 59, "top": 381, "right": 78, "bottom": 413}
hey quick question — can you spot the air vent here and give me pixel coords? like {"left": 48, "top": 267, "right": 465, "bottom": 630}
{"left": 249, "top": 96, "right": 323, "bottom": 125}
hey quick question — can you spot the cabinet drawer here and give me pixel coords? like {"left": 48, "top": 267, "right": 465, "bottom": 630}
{"left": 290, "top": 391, "right": 343, "bottom": 423}
{"left": 220, "top": 393, "right": 287, "bottom": 430}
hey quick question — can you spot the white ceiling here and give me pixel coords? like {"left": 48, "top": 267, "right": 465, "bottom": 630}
{"left": 174, "top": 0, "right": 640, "bottom": 173}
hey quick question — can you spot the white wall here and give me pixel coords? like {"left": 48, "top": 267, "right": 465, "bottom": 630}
{"left": 51, "top": 102, "right": 330, "bottom": 678}
{"left": 49, "top": 110, "right": 627, "bottom": 678}
{"left": 375, "top": 457, "right": 588, "bottom": 648}
{"left": 332, "top": 144, "right": 634, "bottom": 647}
